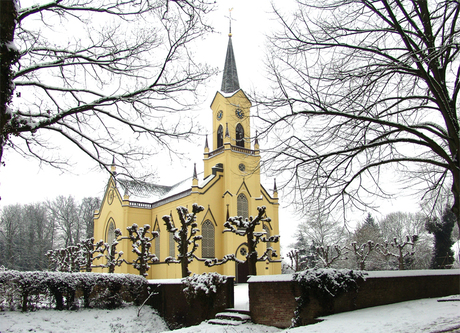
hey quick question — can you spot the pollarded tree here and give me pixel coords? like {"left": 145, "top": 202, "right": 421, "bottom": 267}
{"left": 350, "top": 214, "right": 385, "bottom": 270}
{"left": 291, "top": 204, "right": 348, "bottom": 269}
{"left": 206, "top": 206, "right": 280, "bottom": 276}
{"left": 0, "top": 0, "right": 215, "bottom": 180}
{"left": 379, "top": 211, "right": 433, "bottom": 269}
{"left": 123, "top": 224, "right": 158, "bottom": 277}
{"left": 102, "top": 229, "right": 124, "bottom": 274}
{"left": 259, "top": 0, "right": 460, "bottom": 230}
{"left": 163, "top": 203, "right": 205, "bottom": 278}
{"left": 376, "top": 235, "right": 419, "bottom": 270}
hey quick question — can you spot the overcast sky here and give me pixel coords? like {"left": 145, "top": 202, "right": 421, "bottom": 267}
{"left": 0, "top": 0, "right": 420, "bottom": 250}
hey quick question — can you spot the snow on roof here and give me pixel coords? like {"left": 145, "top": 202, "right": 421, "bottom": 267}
{"left": 116, "top": 171, "right": 216, "bottom": 205}
{"left": 218, "top": 89, "right": 242, "bottom": 98}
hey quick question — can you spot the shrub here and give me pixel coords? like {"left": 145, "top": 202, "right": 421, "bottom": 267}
{"left": 0, "top": 270, "right": 147, "bottom": 311}
{"left": 292, "top": 268, "right": 365, "bottom": 327}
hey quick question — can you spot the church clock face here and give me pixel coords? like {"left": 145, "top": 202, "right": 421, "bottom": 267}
{"left": 238, "top": 163, "right": 246, "bottom": 172}
{"left": 217, "top": 110, "right": 223, "bottom": 120}
{"left": 235, "top": 108, "right": 244, "bottom": 119}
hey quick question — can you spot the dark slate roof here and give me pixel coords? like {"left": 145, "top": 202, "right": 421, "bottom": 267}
{"left": 117, "top": 179, "right": 173, "bottom": 201}
{"left": 221, "top": 36, "right": 240, "bottom": 94}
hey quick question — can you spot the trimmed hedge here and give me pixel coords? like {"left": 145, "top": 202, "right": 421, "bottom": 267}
{"left": 0, "top": 270, "right": 146, "bottom": 311}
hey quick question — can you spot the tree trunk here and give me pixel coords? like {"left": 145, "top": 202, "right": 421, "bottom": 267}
{"left": 247, "top": 230, "right": 257, "bottom": 276}
{"left": 0, "top": 0, "right": 18, "bottom": 165}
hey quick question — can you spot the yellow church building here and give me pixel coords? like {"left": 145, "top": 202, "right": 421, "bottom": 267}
{"left": 93, "top": 32, "right": 281, "bottom": 282}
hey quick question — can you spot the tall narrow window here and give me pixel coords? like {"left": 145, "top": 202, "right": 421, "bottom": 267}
{"left": 236, "top": 123, "right": 244, "bottom": 147}
{"left": 106, "top": 218, "right": 116, "bottom": 246}
{"left": 237, "top": 193, "right": 249, "bottom": 219}
{"left": 154, "top": 228, "right": 160, "bottom": 261}
{"left": 263, "top": 225, "right": 271, "bottom": 250}
{"left": 217, "top": 125, "right": 223, "bottom": 148}
{"left": 169, "top": 232, "right": 175, "bottom": 257}
{"left": 202, "top": 220, "right": 215, "bottom": 258}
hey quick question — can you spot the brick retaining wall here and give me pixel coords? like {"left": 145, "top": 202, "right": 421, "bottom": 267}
{"left": 147, "top": 276, "right": 234, "bottom": 328}
{"left": 249, "top": 270, "right": 460, "bottom": 328}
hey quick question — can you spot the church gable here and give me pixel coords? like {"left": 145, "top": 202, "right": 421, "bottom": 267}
{"left": 98, "top": 177, "right": 122, "bottom": 214}
{"left": 201, "top": 206, "right": 218, "bottom": 226}
{"left": 236, "top": 179, "right": 252, "bottom": 197}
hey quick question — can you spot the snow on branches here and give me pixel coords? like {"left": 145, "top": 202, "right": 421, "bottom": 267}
{"left": 205, "top": 206, "right": 279, "bottom": 276}
{"left": 163, "top": 203, "right": 205, "bottom": 278}
{"left": 376, "top": 235, "right": 418, "bottom": 270}
{"left": 122, "top": 224, "right": 159, "bottom": 277}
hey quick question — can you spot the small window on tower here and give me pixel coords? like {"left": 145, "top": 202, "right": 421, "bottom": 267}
{"left": 236, "top": 123, "right": 244, "bottom": 147}
{"left": 217, "top": 125, "right": 223, "bottom": 148}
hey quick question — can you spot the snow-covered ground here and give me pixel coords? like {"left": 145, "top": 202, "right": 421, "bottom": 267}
{"left": 1, "top": 292, "right": 459, "bottom": 332}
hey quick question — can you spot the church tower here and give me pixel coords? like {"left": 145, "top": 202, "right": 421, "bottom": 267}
{"left": 204, "top": 32, "right": 259, "bottom": 185}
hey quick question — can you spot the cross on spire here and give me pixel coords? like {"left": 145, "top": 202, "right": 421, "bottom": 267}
{"left": 225, "top": 8, "right": 235, "bottom": 37}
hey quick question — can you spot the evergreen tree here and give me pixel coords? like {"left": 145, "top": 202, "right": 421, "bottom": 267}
{"left": 425, "top": 208, "right": 456, "bottom": 269}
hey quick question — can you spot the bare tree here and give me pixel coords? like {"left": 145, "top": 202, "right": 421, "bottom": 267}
{"left": 1, "top": 0, "right": 216, "bottom": 181}
{"left": 163, "top": 203, "right": 204, "bottom": 278}
{"left": 22, "top": 203, "right": 55, "bottom": 270}
{"left": 79, "top": 197, "right": 101, "bottom": 239}
{"left": 0, "top": 204, "right": 22, "bottom": 269}
{"left": 48, "top": 195, "right": 81, "bottom": 247}
{"left": 258, "top": 0, "right": 460, "bottom": 229}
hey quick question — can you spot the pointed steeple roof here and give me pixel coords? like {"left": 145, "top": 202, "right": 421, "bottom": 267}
{"left": 221, "top": 35, "right": 240, "bottom": 94}
{"left": 193, "top": 163, "right": 197, "bottom": 180}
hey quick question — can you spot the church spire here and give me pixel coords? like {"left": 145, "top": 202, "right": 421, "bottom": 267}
{"left": 221, "top": 9, "right": 240, "bottom": 94}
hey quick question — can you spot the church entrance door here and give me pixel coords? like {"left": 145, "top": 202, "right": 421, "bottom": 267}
{"left": 235, "top": 243, "right": 249, "bottom": 283}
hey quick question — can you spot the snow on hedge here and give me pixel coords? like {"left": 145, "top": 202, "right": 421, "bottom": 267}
{"left": 182, "top": 272, "right": 227, "bottom": 300}
{"left": 0, "top": 270, "right": 147, "bottom": 311}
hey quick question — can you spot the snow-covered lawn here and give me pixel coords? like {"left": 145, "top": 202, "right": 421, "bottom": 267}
{"left": 1, "top": 296, "right": 459, "bottom": 333}
{"left": 0, "top": 306, "right": 169, "bottom": 333}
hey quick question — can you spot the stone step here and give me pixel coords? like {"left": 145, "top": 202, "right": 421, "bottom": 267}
{"left": 223, "top": 308, "right": 251, "bottom": 316}
{"left": 215, "top": 312, "right": 251, "bottom": 322}
{"left": 208, "top": 318, "right": 243, "bottom": 326}
{"left": 208, "top": 310, "right": 252, "bottom": 326}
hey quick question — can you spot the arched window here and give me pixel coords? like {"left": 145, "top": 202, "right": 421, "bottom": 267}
{"left": 202, "top": 220, "right": 215, "bottom": 258}
{"left": 169, "top": 232, "right": 175, "bottom": 257}
{"left": 154, "top": 228, "right": 160, "bottom": 261}
{"left": 237, "top": 193, "right": 249, "bottom": 219}
{"left": 236, "top": 123, "right": 244, "bottom": 147}
{"left": 106, "top": 218, "right": 116, "bottom": 246}
{"left": 263, "top": 225, "right": 271, "bottom": 250}
{"left": 217, "top": 125, "right": 223, "bottom": 148}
